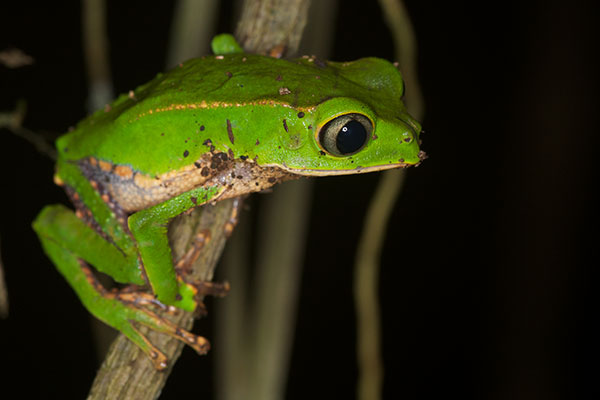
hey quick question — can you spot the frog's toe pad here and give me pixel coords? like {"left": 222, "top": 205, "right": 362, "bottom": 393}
{"left": 124, "top": 308, "right": 211, "bottom": 370}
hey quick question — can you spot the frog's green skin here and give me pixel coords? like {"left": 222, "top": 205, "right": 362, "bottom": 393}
{"left": 32, "top": 34, "right": 424, "bottom": 369}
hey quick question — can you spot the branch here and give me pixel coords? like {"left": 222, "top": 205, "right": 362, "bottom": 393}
{"left": 87, "top": 200, "right": 236, "bottom": 399}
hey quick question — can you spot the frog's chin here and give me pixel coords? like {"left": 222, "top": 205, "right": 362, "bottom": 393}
{"left": 275, "top": 162, "right": 414, "bottom": 177}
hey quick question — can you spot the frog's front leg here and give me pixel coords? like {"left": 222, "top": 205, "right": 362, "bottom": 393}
{"left": 33, "top": 205, "right": 210, "bottom": 370}
{"left": 127, "top": 184, "right": 227, "bottom": 312}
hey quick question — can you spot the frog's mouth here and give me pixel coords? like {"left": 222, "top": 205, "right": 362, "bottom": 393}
{"left": 275, "top": 161, "right": 415, "bottom": 177}
{"left": 274, "top": 150, "right": 427, "bottom": 177}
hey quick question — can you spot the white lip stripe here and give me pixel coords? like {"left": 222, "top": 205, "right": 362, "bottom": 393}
{"left": 272, "top": 162, "right": 412, "bottom": 177}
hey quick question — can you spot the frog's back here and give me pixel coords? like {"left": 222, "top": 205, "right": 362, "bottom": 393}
{"left": 57, "top": 53, "right": 407, "bottom": 177}
{"left": 58, "top": 55, "right": 333, "bottom": 167}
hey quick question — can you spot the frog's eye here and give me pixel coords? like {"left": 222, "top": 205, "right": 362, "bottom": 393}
{"left": 318, "top": 113, "right": 372, "bottom": 156}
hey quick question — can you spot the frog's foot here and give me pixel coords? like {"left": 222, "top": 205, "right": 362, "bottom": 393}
{"left": 172, "top": 228, "right": 230, "bottom": 316}
{"left": 224, "top": 196, "right": 244, "bottom": 237}
{"left": 115, "top": 289, "right": 179, "bottom": 315}
{"left": 115, "top": 294, "right": 211, "bottom": 369}
{"left": 174, "top": 230, "right": 211, "bottom": 273}
{"left": 34, "top": 204, "right": 212, "bottom": 370}
{"left": 79, "top": 262, "right": 210, "bottom": 370}
{"left": 177, "top": 277, "right": 230, "bottom": 317}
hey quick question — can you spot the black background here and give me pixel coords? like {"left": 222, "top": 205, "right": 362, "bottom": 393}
{"left": 0, "top": 1, "right": 598, "bottom": 398}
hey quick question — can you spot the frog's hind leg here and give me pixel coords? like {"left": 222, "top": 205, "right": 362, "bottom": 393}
{"left": 33, "top": 204, "right": 210, "bottom": 370}
{"left": 37, "top": 233, "right": 211, "bottom": 370}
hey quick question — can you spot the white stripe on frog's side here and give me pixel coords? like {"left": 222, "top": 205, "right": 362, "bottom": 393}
{"left": 79, "top": 153, "right": 295, "bottom": 213}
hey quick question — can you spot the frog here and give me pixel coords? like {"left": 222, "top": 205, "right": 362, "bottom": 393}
{"left": 32, "top": 34, "right": 425, "bottom": 370}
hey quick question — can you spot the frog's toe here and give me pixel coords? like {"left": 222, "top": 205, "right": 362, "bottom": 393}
{"left": 121, "top": 322, "right": 170, "bottom": 370}
{"left": 117, "top": 289, "right": 178, "bottom": 314}
{"left": 117, "top": 310, "right": 210, "bottom": 370}
{"left": 118, "top": 293, "right": 211, "bottom": 356}
{"left": 193, "top": 280, "right": 231, "bottom": 298}
{"left": 175, "top": 277, "right": 230, "bottom": 314}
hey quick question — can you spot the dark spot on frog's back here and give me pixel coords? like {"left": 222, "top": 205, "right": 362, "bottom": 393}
{"left": 297, "top": 112, "right": 305, "bottom": 118}
{"left": 211, "top": 152, "right": 230, "bottom": 170}
{"left": 282, "top": 119, "right": 288, "bottom": 132}
{"left": 183, "top": 150, "right": 189, "bottom": 158}
{"left": 226, "top": 119, "right": 235, "bottom": 144}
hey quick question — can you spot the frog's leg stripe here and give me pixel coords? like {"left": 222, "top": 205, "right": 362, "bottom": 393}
{"left": 63, "top": 184, "right": 128, "bottom": 257}
{"left": 33, "top": 204, "right": 142, "bottom": 285}
{"left": 57, "top": 161, "right": 137, "bottom": 258}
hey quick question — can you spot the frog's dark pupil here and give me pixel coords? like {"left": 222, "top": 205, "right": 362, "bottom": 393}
{"left": 337, "top": 120, "right": 367, "bottom": 154}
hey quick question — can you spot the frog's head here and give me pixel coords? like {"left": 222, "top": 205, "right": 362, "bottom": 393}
{"left": 272, "top": 57, "right": 425, "bottom": 176}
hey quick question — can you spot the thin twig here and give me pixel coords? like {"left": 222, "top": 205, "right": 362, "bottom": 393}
{"left": 354, "top": 1, "right": 425, "bottom": 399}
{"left": 354, "top": 169, "right": 405, "bottom": 400}
{"left": 0, "top": 100, "right": 57, "bottom": 160}
{"left": 0, "top": 48, "right": 34, "bottom": 68}
{"left": 82, "top": 0, "right": 113, "bottom": 112}
{"left": 0, "top": 237, "right": 9, "bottom": 318}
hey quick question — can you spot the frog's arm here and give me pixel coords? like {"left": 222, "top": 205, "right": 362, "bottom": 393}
{"left": 211, "top": 33, "right": 244, "bottom": 55}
